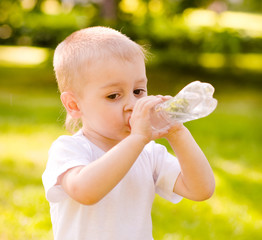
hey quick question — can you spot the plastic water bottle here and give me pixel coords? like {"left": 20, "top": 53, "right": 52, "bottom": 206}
{"left": 150, "top": 81, "right": 218, "bottom": 131}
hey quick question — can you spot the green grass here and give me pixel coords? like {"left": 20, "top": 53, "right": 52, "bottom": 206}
{"left": 0, "top": 63, "right": 262, "bottom": 239}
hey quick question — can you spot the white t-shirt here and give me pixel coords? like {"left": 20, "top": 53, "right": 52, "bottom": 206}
{"left": 42, "top": 130, "right": 182, "bottom": 240}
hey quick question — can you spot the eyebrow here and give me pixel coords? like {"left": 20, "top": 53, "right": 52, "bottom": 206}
{"left": 100, "top": 78, "right": 147, "bottom": 89}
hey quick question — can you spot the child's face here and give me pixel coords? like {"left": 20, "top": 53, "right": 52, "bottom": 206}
{"left": 78, "top": 56, "right": 148, "bottom": 149}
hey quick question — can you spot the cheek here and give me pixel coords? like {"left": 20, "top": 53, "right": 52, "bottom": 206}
{"left": 96, "top": 105, "right": 123, "bottom": 123}
{"left": 83, "top": 101, "right": 124, "bottom": 127}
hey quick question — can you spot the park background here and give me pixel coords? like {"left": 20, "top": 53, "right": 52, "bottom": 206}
{"left": 0, "top": 0, "right": 262, "bottom": 239}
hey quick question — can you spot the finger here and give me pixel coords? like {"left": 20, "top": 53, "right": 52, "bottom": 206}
{"left": 133, "top": 96, "right": 161, "bottom": 113}
{"left": 162, "top": 95, "right": 172, "bottom": 101}
{"left": 139, "top": 98, "right": 162, "bottom": 116}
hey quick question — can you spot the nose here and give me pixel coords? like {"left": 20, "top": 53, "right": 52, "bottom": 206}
{"left": 124, "top": 94, "right": 137, "bottom": 112}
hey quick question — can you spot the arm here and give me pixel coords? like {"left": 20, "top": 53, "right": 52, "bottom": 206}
{"left": 166, "top": 124, "right": 215, "bottom": 201}
{"left": 59, "top": 134, "right": 148, "bottom": 205}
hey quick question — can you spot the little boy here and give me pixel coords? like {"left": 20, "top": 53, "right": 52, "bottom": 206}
{"left": 42, "top": 26, "right": 215, "bottom": 240}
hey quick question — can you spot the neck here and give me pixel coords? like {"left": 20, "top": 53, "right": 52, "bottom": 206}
{"left": 81, "top": 128, "right": 122, "bottom": 152}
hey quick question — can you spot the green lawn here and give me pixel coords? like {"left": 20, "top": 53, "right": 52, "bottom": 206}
{"left": 0, "top": 61, "right": 262, "bottom": 239}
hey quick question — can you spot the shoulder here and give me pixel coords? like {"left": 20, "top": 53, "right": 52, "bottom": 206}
{"left": 143, "top": 140, "right": 177, "bottom": 167}
{"left": 50, "top": 130, "right": 86, "bottom": 148}
{"left": 143, "top": 140, "right": 168, "bottom": 155}
{"left": 140, "top": 141, "right": 170, "bottom": 165}
{"left": 43, "top": 130, "right": 95, "bottom": 201}
{"left": 48, "top": 130, "right": 93, "bottom": 161}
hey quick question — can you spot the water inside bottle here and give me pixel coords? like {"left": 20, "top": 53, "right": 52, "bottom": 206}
{"left": 150, "top": 81, "right": 217, "bottom": 131}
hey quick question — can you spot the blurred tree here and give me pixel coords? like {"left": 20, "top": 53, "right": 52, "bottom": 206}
{"left": 228, "top": 0, "right": 262, "bottom": 13}
{"left": 175, "top": 0, "right": 212, "bottom": 13}
{"left": 100, "top": 0, "right": 117, "bottom": 20}
{"left": 0, "top": 0, "right": 261, "bottom": 56}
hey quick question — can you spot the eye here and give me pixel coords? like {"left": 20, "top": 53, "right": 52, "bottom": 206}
{"left": 107, "top": 93, "right": 119, "bottom": 100}
{"left": 133, "top": 89, "right": 146, "bottom": 96}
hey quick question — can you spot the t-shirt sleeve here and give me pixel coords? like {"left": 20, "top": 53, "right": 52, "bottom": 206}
{"left": 42, "top": 136, "right": 92, "bottom": 203}
{"left": 150, "top": 142, "right": 183, "bottom": 203}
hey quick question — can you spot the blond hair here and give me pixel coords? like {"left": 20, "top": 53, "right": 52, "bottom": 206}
{"left": 53, "top": 26, "right": 147, "bottom": 133}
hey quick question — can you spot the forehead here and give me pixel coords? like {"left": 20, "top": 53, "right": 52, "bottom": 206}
{"left": 81, "top": 56, "right": 147, "bottom": 88}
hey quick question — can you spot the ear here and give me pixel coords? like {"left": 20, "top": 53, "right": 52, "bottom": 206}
{"left": 60, "top": 92, "right": 82, "bottom": 119}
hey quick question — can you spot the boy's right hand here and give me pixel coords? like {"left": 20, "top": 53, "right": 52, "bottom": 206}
{"left": 129, "top": 96, "right": 170, "bottom": 143}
